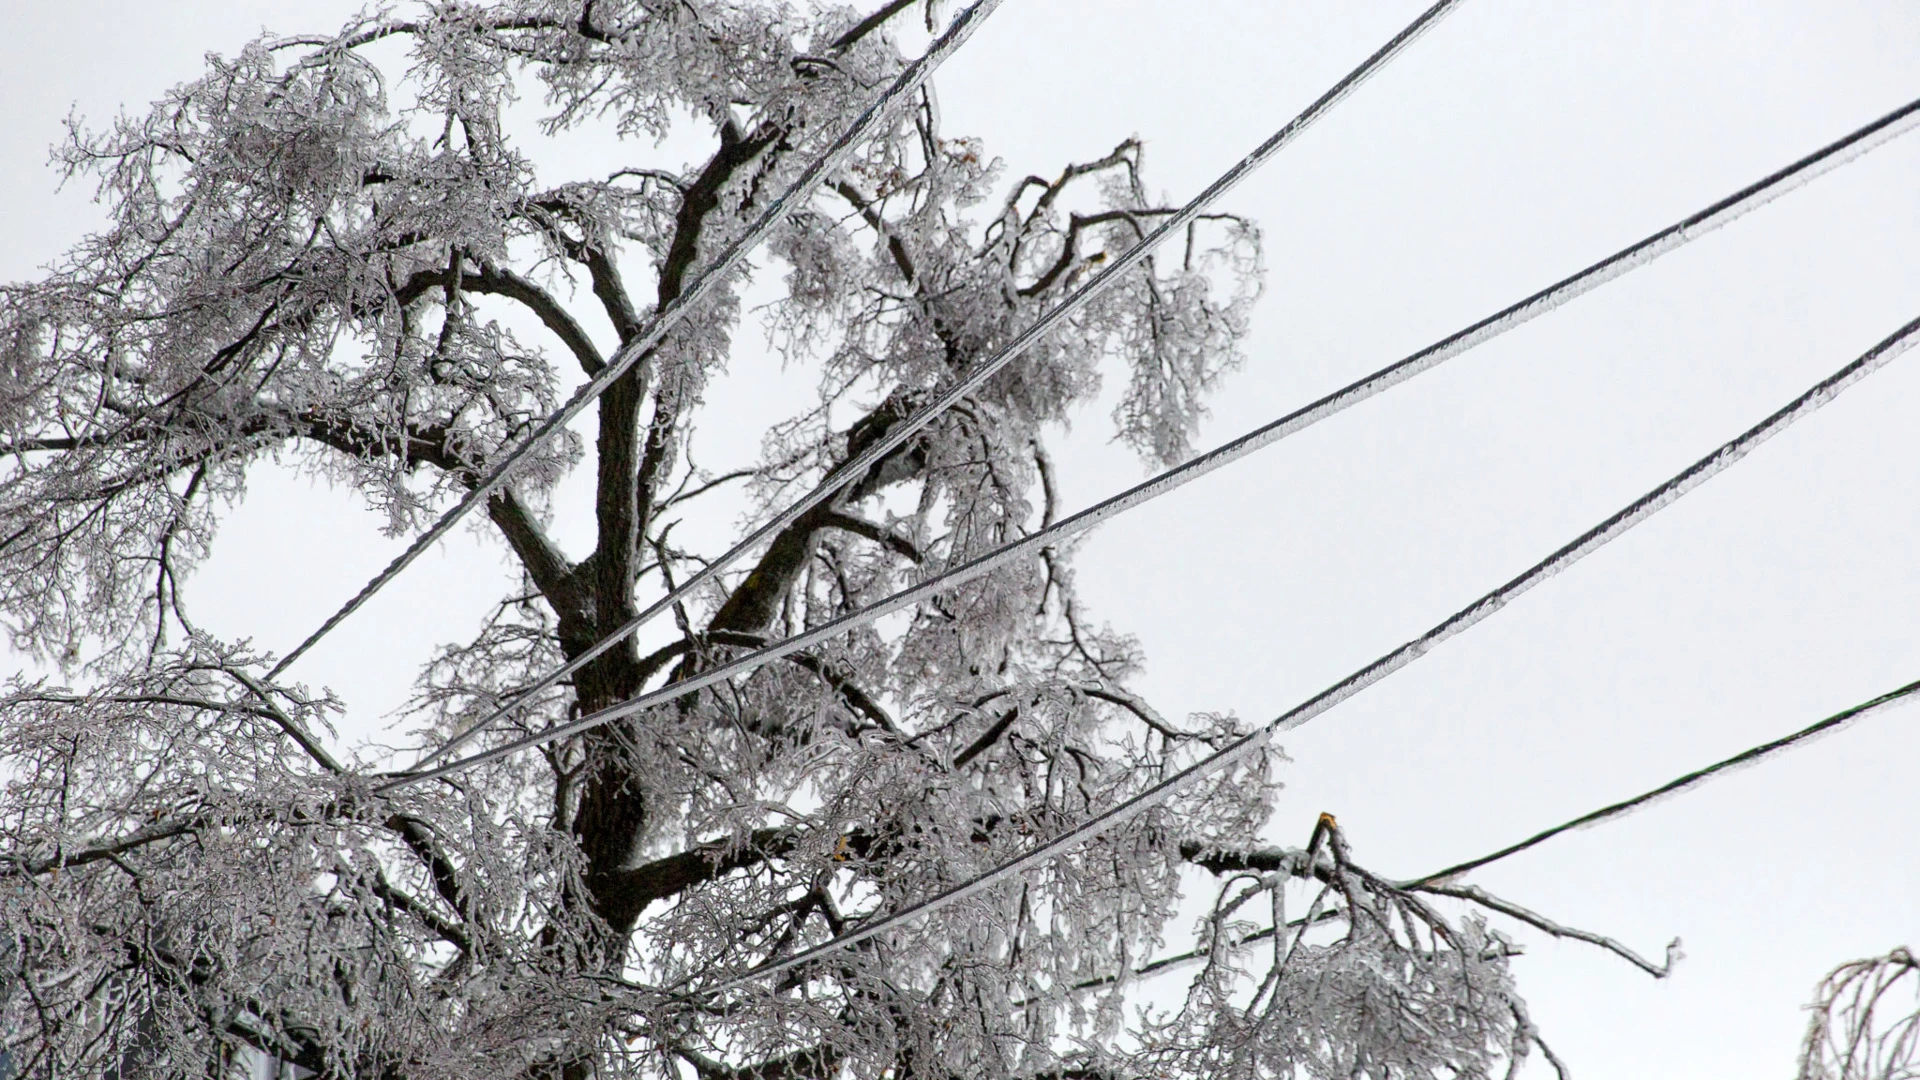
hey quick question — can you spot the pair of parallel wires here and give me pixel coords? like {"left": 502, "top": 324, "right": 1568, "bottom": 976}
{"left": 257, "top": 0, "right": 1920, "bottom": 996}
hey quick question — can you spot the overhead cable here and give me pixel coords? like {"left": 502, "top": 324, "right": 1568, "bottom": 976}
{"left": 693, "top": 309, "right": 1920, "bottom": 996}
{"left": 266, "top": 0, "right": 1007, "bottom": 680}
{"left": 408, "top": 0, "right": 1470, "bottom": 768}
{"left": 383, "top": 92, "right": 1920, "bottom": 791}
{"left": 1402, "top": 675, "right": 1920, "bottom": 888}
{"left": 1116, "top": 675, "right": 1920, "bottom": 987}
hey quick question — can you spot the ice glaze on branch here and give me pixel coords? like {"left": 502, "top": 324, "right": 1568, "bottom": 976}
{"left": 0, "top": 2, "right": 1378, "bottom": 1075}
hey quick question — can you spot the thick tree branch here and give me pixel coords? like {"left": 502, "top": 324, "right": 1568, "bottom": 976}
{"left": 681, "top": 1043, "right": 842, "bottom": 1080}
{"left": 383, "top": 812, "right": 486, "bottom": 943}
{"left": 705, "top": 628, "right": 901, "bottom": 735}
{"left": 391, "top": 260, "right": 607, "bottom": 376}
{"left": 486, "top": 487, "right": 581, "bottom": 615}
{"left": 953, "top": 706, "right": 1018, "bottom": 769}
{"left": 1177, "top": 841, "right": 1301, "bottom": 878}
{"left": 832, "top": 179, "right": 920, "bottom": 287}
{"left": 702, "top": 389, "right": 941, "bottom": 638}
{"left": 366, "top": 867, "right": 472, "bottom": 953}
{"left": 291, "top": 410, "right": 468, "bottom": 476}
{"left": 567, "top": 122, "right": 787, "bottom": 711}
{"left": 818, "top": 508, "right": 923, "bottom": 563}
{"left": 593, "top": 826, "right": 798, "bottom": 927}
{"left": 832, "top": 179, "right": 968, "bottom": 367}
{"left": 829, "top": 0, "right": 918, "bottom": 51}
{"left": 621, "top": 118, "right": 782, "bottom": 577}
{"left": 0, "top": 816, "right": 200, "bottom": 878}
{"left": 292, "top": 406, "right": 585, "bottom": 624}
{"left": 706, "top": 502, "right": 833, "bottom": 635}
{"left": 472, "top": 262, "right": 608, "bottom": 376}
{"left": 519, "top": 198, "right": 645, "bottom": 344}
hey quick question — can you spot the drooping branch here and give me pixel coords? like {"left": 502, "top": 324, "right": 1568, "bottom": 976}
{"left": 1417, "top": 881, "right": 1681, "bottom": 979}
{"left": 393, "top": 260, "right": 608, "bottom": 376}
{"left": 383, "top": 811, "right": 488, "bottom": 946}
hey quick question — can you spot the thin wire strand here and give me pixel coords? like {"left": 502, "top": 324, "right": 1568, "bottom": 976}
{"left": 408, "top": 0, "right": 1470, "bottom": 769}
{"left": 1112, "top": 675, "right": 1920, "bottom": 987}
{"left": 692, "top": 309, "right": 1920, "bottom": 997}
{"left": 1401, "top": 676, "right": 1920, "bottom": 888}
{"left": 266, "top": 0, "right": 1006, "bottom": 680}
{"left": 383, "top": 93, "right": 1920, "bottom": 790}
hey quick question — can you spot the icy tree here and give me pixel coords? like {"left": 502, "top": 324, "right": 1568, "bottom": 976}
{"left": 0, "top": 2, "right": 1661, "bottom": 1076}
{"left": 1798, "top": 949, "right": 1920, "bottom": 1080}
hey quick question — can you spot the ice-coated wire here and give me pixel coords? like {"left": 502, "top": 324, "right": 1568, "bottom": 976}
{"left": 693, "top": 309, "right": 1920, "bottom": 997}
{"left": 265, "top": 0, "right": 1006, "bottom": 681}
{"left": 1401, "top": 675, "right": 1920, "bottom": 888}
{"left": 407, "top": 0, "right": 1470, "bottom": 769}
{"left": 1114, "top": 675, "right": 1920, "bottom": 988}
{"left": 383, "top": 92, "right": 1920, "bottom": 790}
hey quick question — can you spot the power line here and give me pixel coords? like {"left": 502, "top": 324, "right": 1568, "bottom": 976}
{"left": 1402, "top": 676, "right": 1920, "bottom": 889}
{"left": 380, "top": 93, "right": 1920, "bottom": 792}
{"left": 408, "top": 0, "right": 1470, "bottom": 769}
{"left": 692, "top": 309, "right": 1920, "bottom": 997}
{"left": 265, "top": 0, "right": 1006, "bottom": 680}
{"left": 1113, "top": 675, "right": 1920, "bottom": 988}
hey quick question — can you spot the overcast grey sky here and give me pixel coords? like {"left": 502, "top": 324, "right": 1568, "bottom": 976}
{"left": 5, "top": 2, "right": 1920, "bottom": 1075}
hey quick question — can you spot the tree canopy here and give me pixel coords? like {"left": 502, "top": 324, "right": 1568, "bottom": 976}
{"left": 0, "top": 3, "right": 1907, "bottom": 1078}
